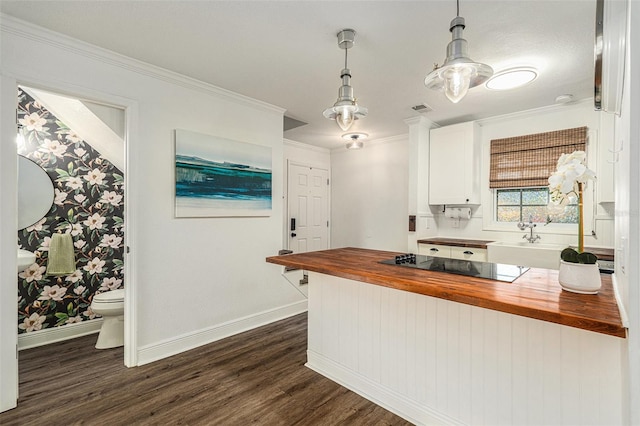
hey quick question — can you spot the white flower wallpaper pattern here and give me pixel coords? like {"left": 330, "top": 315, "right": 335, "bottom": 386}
{"left": 17, "top": 88, "right": 125, "bottom": 333}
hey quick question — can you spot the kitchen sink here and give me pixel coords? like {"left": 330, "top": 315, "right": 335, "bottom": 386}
{"left": 486, "top": 241, "right": 565, "bottom": 270}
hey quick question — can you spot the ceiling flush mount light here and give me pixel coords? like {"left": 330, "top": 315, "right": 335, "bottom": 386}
{"left": 342, "top": 132, "right": 368, "bottom": 149}
{"left": 323, "top": 29, "right": 368, "bottom": 131}
{"left": 486, "top": 68, "right": 538, "bottom": 90}
{"left": 424, "top": 0, "right": 493, "bottom": 103}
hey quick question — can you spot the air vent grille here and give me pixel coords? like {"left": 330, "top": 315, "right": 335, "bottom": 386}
{"left": 411, "top": 103, "right": 433, "bottom": 113}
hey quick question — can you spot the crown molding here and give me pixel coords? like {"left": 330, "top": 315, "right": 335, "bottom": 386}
{"left": 284, "top": 138, "right": 330, "bottom": 154}
{"left": 404, "top": 116, "right": 438, "bottom": 129}
{"left": 475, "top": 98, "right": 593, "bottom": 126}
{"left": 0, "top": 14, "right": 285, "bottom": 115}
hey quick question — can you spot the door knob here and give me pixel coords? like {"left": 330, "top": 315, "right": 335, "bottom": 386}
{"left": 291, "top": 232, "right": 297, "bottom": 237}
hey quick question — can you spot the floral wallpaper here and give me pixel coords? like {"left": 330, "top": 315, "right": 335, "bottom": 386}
{"left": 17, "top": 87, "right": 124, "bottom": 334}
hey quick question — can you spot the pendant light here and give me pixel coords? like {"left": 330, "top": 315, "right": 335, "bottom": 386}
{"left": 424, "top": 0, "right": 493, "bottom": 103}
{"left": 323, "top": 29, "right": 368, "bottom": 131}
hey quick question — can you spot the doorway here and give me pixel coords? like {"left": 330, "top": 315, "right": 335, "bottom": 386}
{"left": 287, "top": 162, "right": 329, "bottom": 253}
{"left": 14, "top": 84, "right": 130, "bottom": 402}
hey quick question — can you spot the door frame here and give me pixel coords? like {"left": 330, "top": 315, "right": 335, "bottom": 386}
{"left": 0, "top": 76, "right": 139, "bottom": 412}
{"left": 285, "top": 160, "right": 331, "bottom": 252}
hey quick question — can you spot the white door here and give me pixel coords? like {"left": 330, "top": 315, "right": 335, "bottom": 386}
{"left": 287, "top": 163, "right": 329, "bottom": 253}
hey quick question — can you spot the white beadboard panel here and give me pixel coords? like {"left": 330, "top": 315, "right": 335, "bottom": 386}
{"left": 359, "top": 281, "right": 382, "bottom": 382}
{"left": 337, "top": 277, "right": 356, "bottom": 370}
{"left": 469, "top": 306, "right": 485, "bottom": 425}
{"left": 306, "top": 272, "right": 625, "bottom": 426}
{"left": 306, "top": 350, "right": 459, "bottom": 425}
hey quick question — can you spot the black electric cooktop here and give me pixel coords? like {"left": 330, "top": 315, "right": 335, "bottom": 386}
{"left": 380, "top": 254, "right": 529, "bottom": 283}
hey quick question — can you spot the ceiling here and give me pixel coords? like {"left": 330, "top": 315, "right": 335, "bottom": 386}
{"left": 0, "top": 1, "right": 597, "bottom": 149}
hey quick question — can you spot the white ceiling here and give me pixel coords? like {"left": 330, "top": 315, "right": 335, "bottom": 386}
{"left": 0, "top": 1, "right": 597, "bottom": 149}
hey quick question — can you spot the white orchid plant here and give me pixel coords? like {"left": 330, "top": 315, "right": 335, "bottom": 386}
{"left": 548, "top": 150, "right": 597, "bottom": 262}
{"left": 548, "top": 151, "right": 596, "bottom": 202}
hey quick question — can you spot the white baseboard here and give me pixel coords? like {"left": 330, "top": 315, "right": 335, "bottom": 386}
{"left": 137, "top": 300, "right": 308, "bottom": 366}
{"left": 18, "top": 319, "right": 102, "bottom": 350}
{"left": 305, "top": 350, "right": 461, "bottom": 426}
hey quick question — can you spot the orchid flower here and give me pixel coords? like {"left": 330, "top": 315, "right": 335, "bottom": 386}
{"left": 548, "top": 151, "right": 596, "bottom": 203}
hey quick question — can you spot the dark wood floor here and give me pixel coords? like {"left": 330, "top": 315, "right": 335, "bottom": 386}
{"left": 0, "top": 313, "right": 412, "bottom": 425}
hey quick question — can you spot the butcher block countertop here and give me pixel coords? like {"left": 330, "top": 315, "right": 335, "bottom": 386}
{"left": 266, "top": 247, "right": 625, "bottom": 338}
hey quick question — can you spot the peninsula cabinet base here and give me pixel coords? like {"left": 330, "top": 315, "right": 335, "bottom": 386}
{"left": 306, "top": 272, "right": 625, "bottom": 426}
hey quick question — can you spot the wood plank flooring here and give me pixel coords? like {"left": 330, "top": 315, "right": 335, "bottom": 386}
{"left": 0, "top": 313, "right": 411, "bottom": 425}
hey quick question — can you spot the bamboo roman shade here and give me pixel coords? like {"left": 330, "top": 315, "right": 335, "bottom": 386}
{"left": 489, "top": 126, "right": 587, "bottom": 189}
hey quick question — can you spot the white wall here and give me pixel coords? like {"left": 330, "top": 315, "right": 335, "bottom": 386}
{"left": 614, "top": 1, "right": 640, "bottom": 422}
{"left": 330, "top": 136, "right": 409, "bottom": 251}
{"left": 0, "top": 15, "right": 306, "bottom": 383}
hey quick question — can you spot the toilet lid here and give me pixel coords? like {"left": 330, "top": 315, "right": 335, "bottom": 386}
{"left": 93, "top": 289, "right": 125, "bottom": 303}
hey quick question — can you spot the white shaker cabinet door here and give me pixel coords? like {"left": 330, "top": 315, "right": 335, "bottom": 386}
{"left": 429, "top": 122, "right": 481, "bottom": 205}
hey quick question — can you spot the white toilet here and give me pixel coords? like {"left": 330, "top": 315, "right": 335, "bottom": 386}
{"left": 91, "top": 289, "right": 125, "bottom": 349}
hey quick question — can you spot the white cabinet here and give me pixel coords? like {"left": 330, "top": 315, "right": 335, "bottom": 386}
{"left": 417, "top": 243, "right": 451, "bottom": 258}
{"left": 418, "top": 243, "right": 488, "bottom": 262}
{"left": 450, "top": 246, "right": 487, "bottom": 262}
{"left": 429, "top": 122, "right": 481, "bottom": 205}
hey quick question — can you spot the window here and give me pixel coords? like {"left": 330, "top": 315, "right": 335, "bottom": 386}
{"left": 496, "top": 187, "right": 578, "bottom": 223}
{"left": 490, "top": 127, "right": 586, "bottom": 225}
{"left": 489, "top": 126, "right": 587, "bottom": 189}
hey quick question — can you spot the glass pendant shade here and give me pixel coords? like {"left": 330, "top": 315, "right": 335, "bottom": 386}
{"left": 424, "top": 12, "right": 493, "bottom": 103}
{"left": 443, "top": 66, "right": 473, "bottom": 103}
{"left": 324, "top": 103, "right": 366, "bottom": 132}
{"left": 336, "top": 107, "right": 355, "bottom": 131}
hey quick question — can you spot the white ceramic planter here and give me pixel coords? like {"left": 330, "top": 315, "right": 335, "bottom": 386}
{"left": 558, "top": 260, "right": 602, "bottom": 294}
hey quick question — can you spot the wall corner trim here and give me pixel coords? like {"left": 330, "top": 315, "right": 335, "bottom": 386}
{"left": 136, "top": 300, "right": 307, "bottom": 366}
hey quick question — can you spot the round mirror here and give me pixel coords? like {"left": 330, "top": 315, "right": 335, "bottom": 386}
{"left": 18, "top": 155, "right": 54, "bottom": 230}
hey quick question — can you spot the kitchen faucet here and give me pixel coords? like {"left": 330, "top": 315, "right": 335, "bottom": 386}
{"left": 517, "top": 216, "right": 541, "bottom": 243}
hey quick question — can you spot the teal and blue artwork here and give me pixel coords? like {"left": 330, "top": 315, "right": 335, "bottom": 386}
{"left": 175, "top": 129, "right": 272, "bottom": 217}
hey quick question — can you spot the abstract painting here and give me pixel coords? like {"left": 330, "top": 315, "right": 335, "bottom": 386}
{"left": 175, "top": 129, "right": 272, "bottom": 217}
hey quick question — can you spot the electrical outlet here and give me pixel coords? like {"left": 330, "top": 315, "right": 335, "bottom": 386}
{"left": 451, "top": 218, "right": 460, "bottom": 228}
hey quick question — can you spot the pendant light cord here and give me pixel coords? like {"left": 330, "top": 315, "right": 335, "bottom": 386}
{"left": 456, "top": 0, "right": 460, "bottom": 17}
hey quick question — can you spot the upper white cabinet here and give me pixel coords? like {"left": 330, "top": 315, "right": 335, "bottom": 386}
{"left": 429, "top": 122, "right": 481, "bottom": 205}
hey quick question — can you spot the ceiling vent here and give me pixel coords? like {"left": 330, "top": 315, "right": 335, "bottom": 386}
{"left": 411, "top": 103, "right": 433, "bottom": 113}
